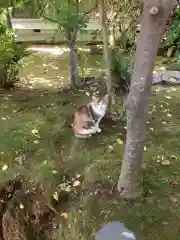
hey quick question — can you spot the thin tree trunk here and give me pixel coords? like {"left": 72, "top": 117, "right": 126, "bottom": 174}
{"left": 68, "top": 39, "right": 77, "bottom": 89}
{"left": 117, "top": 0, "right": 173, "bottom": 199}
{"left": 99, "top": 0, "right": 112, "bottom": 111}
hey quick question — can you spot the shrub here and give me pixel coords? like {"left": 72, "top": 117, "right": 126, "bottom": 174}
{"left": 0, "top": 13, "right": 30, "bottom": 88}
{"left": 159, "top": 6, "right": 180, "bottom": 57}
{"left": 0, "top": 40, "right": 30, "bottom": 88}
{"left": 111, "top": 50, "right": 132, "bottom": 94}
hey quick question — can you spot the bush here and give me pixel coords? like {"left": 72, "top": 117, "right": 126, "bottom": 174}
{"left": 159, "top": 7, "right": 180, "bottom": 57}
{"left": 111, "top": 50, "right": 132, "bottom": 94}
{"left": 0, "top": 12, "right": 30, "bottom": 88}
{"left": 0, "top": 40, "right": 30, "bottom": 88}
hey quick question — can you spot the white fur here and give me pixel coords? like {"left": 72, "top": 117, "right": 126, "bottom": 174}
{"left": 90, "top": 101, "right": 107, "bottom": 133}
{"left": 74, "top": 96, "right": 108, "bottom": 138}
{"left": 90, "top": 102, "right": 107, "bottom": 117}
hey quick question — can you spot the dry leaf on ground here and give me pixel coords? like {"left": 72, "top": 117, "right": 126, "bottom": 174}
{"left": 161, "top": 159, "right": 170, "bottom": 166}
{"left": 2, "top": 164, "right": 8, "bottom": 171}
{"left": 168, "top": 179, "right": 177, "bottom": 185}
{"left": 14, "top": 155, "right": 25, "bottom": 165}
{"left": 52, "top": 192, "right": 59, "bottom": 201}
{"left": 61, "top": 212, "right": 67, "bottom": 219}
{"left": 73, "top": 180, "right": 80, "bottom": 187}
{"left": 116, "top": 138, "right": 123, "bottom": 144}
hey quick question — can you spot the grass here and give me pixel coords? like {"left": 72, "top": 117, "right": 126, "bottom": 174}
{"left": 1, "top": 85, "right": 180, "bottom": 239}
{"left": 1, "top": 48, "right": 180, "bottom": 239}
{"left": 19, "top": 45, "right": 102, "bottom": 89}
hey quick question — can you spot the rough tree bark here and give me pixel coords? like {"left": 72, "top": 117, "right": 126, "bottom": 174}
{"left": 99, "top": 0, "right": 112, "bottom": 111}
{"left": 117, "top": 0, "right": 174, "bottom": 199}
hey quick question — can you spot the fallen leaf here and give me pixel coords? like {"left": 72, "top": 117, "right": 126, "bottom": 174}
{"left": 149, "top": 127, "right": 154, "bottom": 131}
{"left": 53, "top": 192, "right": 59, "bottom": 201}
{"left": 73, "top": 180, "right": 80, "bottom": 187}
{"left": 165, "top": 96, "right": 172, "bottom": 99}
{"left": 14, "top": 155, "right": 25, "bottom": 165}
{"left": 161, "top": 159, "right": 170, "bottom": 166}
{"left": 31, "top": 129, "right": 39, "bottom": 135}
{"left": 116, "top": 138, "right": 123, "bottom": 144}
{"left": 19, "top": 203, "right": 24, "bottom": 209}
{"left": 59, "top": 183, "right": 66, "bottom": 191}
{"left": 61, "top": 212, "right": 67, "bottom": 219}
{"left": 108, "top": 145, "right": 113, "bottom": 150}
{"left": 167, "top": 113, "right": 172, "bottom": 117}
{"left": 52, "top": 170, "right": 58, "bottom": 175}
{"left": 2, "top": 164, "right": 8, "bottom": 171}
{"left": 168, "top": 179, "right": 177, "bottom": 185}
{"left": 171, "top": 155, "right": 177, "bottom": 160}
{"left": 33, "top": 140, "right": 39, "bottom": 144}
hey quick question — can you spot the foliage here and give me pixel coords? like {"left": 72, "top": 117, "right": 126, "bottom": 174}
{"left": 107, "top": 0, "right": 141, "bottom": 52}
{"left": 159, "top": 6, "right": 180, "bottom": 56}
{"left": 0, "top": 10, "right": 30, "bottom": 88}
{"left": 36, "top": 0, "right": 97, "bottom": 87}
{"left": 111, "top": 50, "right": 132, "bottom": 93}
{"left": 164, "top": 7, "right": 180, "bottom": 47}
{"left": 37, "top": 0, "right": 96, "bottom": 41}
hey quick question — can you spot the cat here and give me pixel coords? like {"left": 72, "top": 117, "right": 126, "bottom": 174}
{"left": 72, "top": 94, "right": 109, "bottom": 138}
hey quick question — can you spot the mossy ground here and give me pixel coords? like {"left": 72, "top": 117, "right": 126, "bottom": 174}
{"left": 0, "top": 49, "right": 180, "bottom": 239}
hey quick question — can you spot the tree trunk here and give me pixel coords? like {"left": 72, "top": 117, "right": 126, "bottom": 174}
{"left": 117, "top": 0, "right": 173, "bottom": 199}
{"left": 68, "top": 39, "right": 78, "bottom": 89}
{"left": 99, "top": 0, "right": 112, "bottom": 111}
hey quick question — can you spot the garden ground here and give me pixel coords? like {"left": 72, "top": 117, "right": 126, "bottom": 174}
{"left": 0, "top": 46, "right": 180, "bottom": 239}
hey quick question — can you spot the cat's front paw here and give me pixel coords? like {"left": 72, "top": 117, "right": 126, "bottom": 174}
{"left": 96, "top": 128, "right": 102, "bottom": 133}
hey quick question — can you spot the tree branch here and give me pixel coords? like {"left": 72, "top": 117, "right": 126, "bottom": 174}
{"left": 80, "top": 0, "right": 98, "bottom": 21}
{"left": 71, "top": 0, "right": 98, "bottom": 42}
{"left": 36, "top": 0, "right": 57, "bottom": 23}
{"left": 39, "top": 12, "right": 57, "bottom": 23}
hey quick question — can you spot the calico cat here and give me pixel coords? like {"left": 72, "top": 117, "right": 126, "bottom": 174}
{"left": 72, "top": 94, "right": 108, "bottom": 138}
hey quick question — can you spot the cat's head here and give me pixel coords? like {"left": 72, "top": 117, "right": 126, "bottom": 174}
{"left": 91, "top": 94, "right": 108, "bottom": 114}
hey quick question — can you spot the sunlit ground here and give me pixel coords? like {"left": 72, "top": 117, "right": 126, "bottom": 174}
{"left": 19, "top": 44, "right": 102, "bottom": 90}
